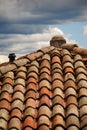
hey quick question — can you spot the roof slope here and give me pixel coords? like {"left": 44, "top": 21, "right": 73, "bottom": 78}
{"left": 0, "top": 45, "right": 87, "bottom": 130}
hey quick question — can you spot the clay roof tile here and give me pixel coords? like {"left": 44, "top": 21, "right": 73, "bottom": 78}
{"left": 0, "top": 42, "right": 87, "bottom": 129}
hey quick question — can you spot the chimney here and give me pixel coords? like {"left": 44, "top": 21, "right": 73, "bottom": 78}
{"left": 50, "top": 35, "right": 66, "bottom": 48}
{"left": 8, "top": 53, "right": 16, "bottom": 62}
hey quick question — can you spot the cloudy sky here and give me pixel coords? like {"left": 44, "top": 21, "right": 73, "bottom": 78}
{"left": 0, "top": 0, "right": 87, "bottom": 63}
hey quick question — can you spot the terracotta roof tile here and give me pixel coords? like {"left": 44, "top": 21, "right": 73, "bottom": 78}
{"left": 52, "top": 104, "right": 65, "bottom": 118}
{"left": 53, "top": 115, "right": 65, "bottom": 129}
{"left": 0, "top": 44, "right": 87, "bottom": 129}
{"left": 38, "top": 125, "right": 49, "bottom": 130}
{"left": 0, "top": 99, "right": 11, "bottom": 111}
{"left": 39, "top": 95, "right": 51, "bottom": 107}
{"left": 0, "top": 118, "right": 7, "bottom": 129}
{"left": 12, "top": 99, "right": 24, "bottom": 111}
{"left": 8, "top": 117, "right": 22, "bottom": 129}
{"left": 38, "top": 115, "right": 50, "bottom": 127}
{"left": 52, "top": 79, "right": 64, "bottom": 90}
{"left": 11, "top": 108, "right": 22, "bottom": 119}
{"left": 24, "top": 107, "right": 37, "bottom": 119}
{"left": 66, "top": 104, "right": 79, "bottom": 118}
{"left": 38, "top": 105, "right": 51, "bottom": 118}
{"left": 66, "top": 115, "right": 80, "bottom": 128}
{"left": 0, "top": 109, "right": 9, "bottom": 121}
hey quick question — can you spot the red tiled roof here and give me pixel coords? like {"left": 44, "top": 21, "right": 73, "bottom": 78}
{"left": 0, "top": 45, "right": 87, "bottom": 129}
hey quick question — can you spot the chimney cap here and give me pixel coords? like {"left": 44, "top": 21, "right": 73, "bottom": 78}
{"left": 50, "top": 35, "right": 66, "bottom": 48}
{"left": 8, "top": 53, "right": 16, "bottom": 58}
{"left": 8, "top": 53, "right": 16, "bottom": 62}
{"left": 50, "top": 35, "right": 66, "bottom": 42}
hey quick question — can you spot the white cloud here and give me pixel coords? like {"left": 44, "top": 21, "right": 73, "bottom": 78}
{"left": 0, "top": 0, "right": 87, "bottom": 24}
{"left": 0, "top": 26, "right": 77, "bottom": 63}
{"left": 83, "top": 25, "right": 87, "bottom": 37}
{"left": 0, "top": 55, "right": 8, "bottom": 64}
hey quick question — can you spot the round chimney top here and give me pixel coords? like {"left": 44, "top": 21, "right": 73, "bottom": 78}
{"left": 50, "top": 35, "right": 66, "bottom": 48}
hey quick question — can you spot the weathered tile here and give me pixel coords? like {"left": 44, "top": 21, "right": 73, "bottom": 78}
{"left": 24, "top": 107, "right": 37, "bottom": 118}
{"left": 8, "top": 117, "right": 21, "bottom": 129}
{"left": 67, "top": 126, "right": 79, "bottom": 130}
{"left": 53, "top": 88, "right": 64, "bottom": 98}
{"left": 40, "top": 60, "right": 50, "bottom": 69}
{"left": 55, "top": 126, "right": 64, "bottom": 130}
{"left": 39, "top": 87, "right": 52, "bottom": 98}
{"left": 75, "top": 67, "right": 87, "bottom": 75}
{"left": 14, "top": 84, "right": 25, "bottom": 94}
{"left": 0, "top": 118, "right": 7, "bottom": 129}
{"left": 25, "top": 90, "right": 36, "bottom": 100}
{"left": 39, "top": 80, "right": 51, "bottom": 90}
{"left": 11, "top": 108, "right": 22, "bottom": 120}
{"left": 39, "top": 95, "right": 51, "bottom": 107}
{"left": 80, "top": 115, "right": 87, "bottom": 129}
{"left": 52, "top": 104, "right": 65, "bottom": 118}
{"left": 2, "top": 84, "right": 13, "bottom": 94}
{"left": 64, "top": 73, "right": 75, "bottom": 82}
{"left": 15, "top": 78, "right": 25, "bottom": 87}
{"left": 25, "top": 98, "right": 37, "bottom": 109}
{"left": 27, "top": 72, "right": 38, "bottom": 80}
{"left": 0, "top": 109, "right": 9, "bottom": 121}
{"left": 61, "top": 43, "right": 78, "bottom": 51}
{"left": 3, "top": 77, "right": 14, "bottom": 86}
{"left": 78, "top": 80, "right": 87, "bottom": 90}
{"left": 63, "top": 62, "right": 74, "bottom": 70}
{"left": 0, "top": 91, "right": 11, "bottom": 102}
{"left": 64, "top": 80, "right": 77, "bottom": 90}
{"left": 26, "top": 83, "right": 38, "bottom": 92}
{"left": 12, "top": 99, "right": 24, "bottom": 111}
{"left": 52, "top": 80, "right": 64, "bottom": 90}
{"left": 64, "top": 67, "right": 74, "bottom": 74}
{"left": 14, "top": 58, "right": 29, "bottom": 67}
{"left": 61, "top": 49, "right": 71, "bottom": 56}
{"left": 66, "top": 104, "right": 79, "bottom": 118}
{"left": 42, "top": 53, "right": 50, "bottom": 61}
{"left": 62, "top": 54, "right": 73, "bottom": 64}
{"left": 38, "top": 105, "right": 51, "bottom": 118}
{"left": 66, "top": 96, "right": 78, "bottom": 106}
{"left": 0, "top": 99, "right": 11, "bottom": 111}
{"left": 52, "top": 72, "right": 63, "bottom": 82}
{"left": 79, "top": 97, "right": 87, "bottom": 108}
{"left": 23, "top": 116, "right": 36, "bottom": 129}
{"left": 40, "top": 67, "right": 50, "bottom": 75}
{"left": 52, "top": 62, "right": 62, "bottom": 70}
{"left": 52, "top": 96, "right": 65, "bottom": 108}
{"left": 38, "top": 115, "right": 50, "bottom": 127}
{"left": 5, "top": 71, "right": 14, "bottom": 79}
{"left": 65, "top": 87, "right": 77, "bottom": 98}
{"left": 40, "top": 72, "right": 51, "bottom": 82}
{"left": 28, "top": 65, "right": 38, "bottom": 74}
{"left": 52, "top": 55, "right": 61, "bottom": 64}
{"left": 76, "top": 73, "right": 87, "bottom": 83}
{"left": 38, "top": 125, "right": 49, "bottom": 130}
{"left": 53, "top": 115, "right": 65, "bottom": 129}
{"left": 66, "top": 115, "right": 80, "bottom": 128}
{"left": 80, "top": 105, "right": 87, "bottom": 118}
{"left": 13, "top": 91, "right": 24, "bottom": 102}
{"left": 74, "top": 60, "right": 86, "bottom": 69}
{"left": 78, "top": 88, "right": 87, "bottom": 98}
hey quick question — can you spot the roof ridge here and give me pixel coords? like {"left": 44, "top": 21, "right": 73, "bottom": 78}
{"left": 0, "top": 46, "right": 55, "bottom": 77}
{"left": 0, "top": 44, "right": 87, "bottom": 77}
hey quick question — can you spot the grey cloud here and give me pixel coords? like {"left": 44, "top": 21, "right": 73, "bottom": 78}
{"left": 0, "top": 27, "right": 64, "bottom": 56}
{"left": 0, "top": 0, "right": 87, "bottom": 34}
{"left": 0, "top": 0, "right": 87, "bottom": 24}
{"left": 0, "top": 24, "right": 49, "bottom": 34}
